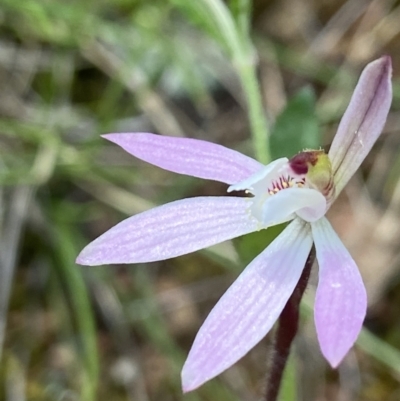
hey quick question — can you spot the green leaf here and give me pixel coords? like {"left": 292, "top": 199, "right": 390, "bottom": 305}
{"left": 234, "top": 223, "right": 287, "bottom": 266}
{"left": 270, "top": 87, "right": 320, "bottom": 159}
{"left": 278, "top": 353, "right": 297, "bottom": 401}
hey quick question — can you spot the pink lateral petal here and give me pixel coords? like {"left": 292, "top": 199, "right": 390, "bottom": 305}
{"left": 181, "top": 218, "right": 313, "bottom": 392}
{"left": 76, "top": 197, "right": 258, "bottom": 265}
{"left": 103, "top": 133, "right": 263, "bottom": 184}
{"left": 312, "top": 217, "right": 367, "bottom": 367}
{"left": 329, "top": 56, "right": 392, "bottom": 196}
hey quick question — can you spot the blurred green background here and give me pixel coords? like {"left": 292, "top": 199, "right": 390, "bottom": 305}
{"left": 1, "top": 0, "right": 400, "bottom": 400}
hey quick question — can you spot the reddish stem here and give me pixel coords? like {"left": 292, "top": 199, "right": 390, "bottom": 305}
{"left": 264, "top": 247, "right": 316, "bottom": 401}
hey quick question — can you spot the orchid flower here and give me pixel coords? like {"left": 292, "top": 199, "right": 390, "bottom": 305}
{"left": 76, "top": 57, "right": 392, "bottom": 392}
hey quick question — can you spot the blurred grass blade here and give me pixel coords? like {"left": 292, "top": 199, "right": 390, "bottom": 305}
{"left": 0, "top": 187, "right": 33, "bottom": 362}
{"left": 229, "top": 0, "right": 251, "bottom": 40}
{"left": 6, "top": 352, "right": 27, "bottom": 401}
{"left": 171, "top": 0, "right": 243, "bottom": 59}
{"left": 52, "top": 218, "right": 99, "bottom": 401}
{"left": 133, "top": 266, "right": 243, "bottom": 401}
{"left": 357, "top": 328, "right": 400, "bottom": 377}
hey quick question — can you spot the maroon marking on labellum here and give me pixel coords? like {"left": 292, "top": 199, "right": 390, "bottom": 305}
{"left": 289, "top": 151, "right": 323, "bottom": 175}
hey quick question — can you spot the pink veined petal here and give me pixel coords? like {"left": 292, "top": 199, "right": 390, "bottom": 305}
{"left": 102, "top": 133, "right": 264, "bottom": 185}
{"left": 329, "top": 56, "right": 392, "bottom": 196}
{"left": 76, "top": 197, "right": 258, "bottom": 265}
{"left": 181, "top": 218, "right": 313, "bottom": 392}
{"left": 312, "top": 217, "right": 367, "bottom": 368}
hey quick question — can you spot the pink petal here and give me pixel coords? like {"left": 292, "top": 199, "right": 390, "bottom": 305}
{"left": 181, "top": 218, "right": 313, "bottom": 391}
{"left": 103, "top": 133, "right": 263, "bottom": 184}
{"left": 312, "top": 217, "right": 367, "bottom": 367}
{"left": 76, "top": 197, "right": 258, "bottom": 265}
{"left": 329, "top": 56, "right": 392, "bottom": 196}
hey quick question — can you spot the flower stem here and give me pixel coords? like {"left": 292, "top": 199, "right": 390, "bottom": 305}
{"left": 264, "top": 246, "right": 316, "bottom": 401}
{"left": 174, "top": 0, "right": 271, "bottom": 164}
{"left": 237, "top": 61, "right": 270, "bottom": 164}
{"left": 204, "top": 0, "right": 271, "bottom": 164}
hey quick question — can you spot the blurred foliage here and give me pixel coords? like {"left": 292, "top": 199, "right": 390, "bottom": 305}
{"left": 234, "top": 223, "right": 287, "bottom": 267}
{"left": 0, "top": 0, "right": 400, "bottom": 400}
{"left": 270, "top": 87, "right": 320, "bottom": 159}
